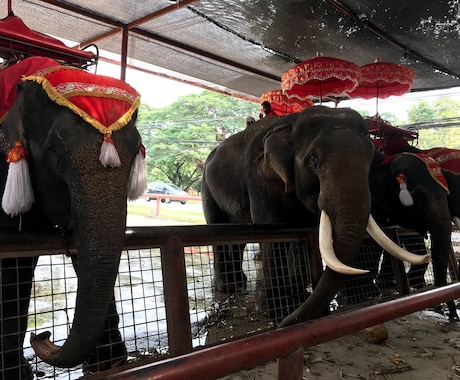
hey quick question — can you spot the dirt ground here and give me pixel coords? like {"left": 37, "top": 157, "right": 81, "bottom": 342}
{"left": 219, "top": 309, "right": 460, "bottom": 380}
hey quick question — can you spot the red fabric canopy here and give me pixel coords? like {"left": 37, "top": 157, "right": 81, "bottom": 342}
{"left": 0, "top": 15, "right": 96, "bottom": 66}
{"left": 348, "top": 61, "right": 415, "bottom": 99}
{"left": 281, "top": 55, "right": 360, "bottom": 102}
{"left": 259, "top": 90, "right": 313, "bottom": 115}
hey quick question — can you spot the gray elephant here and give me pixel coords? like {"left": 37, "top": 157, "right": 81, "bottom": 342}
{"left": 201, "top": 106, "right": 426, "bottom": 328}
{"left": 0, "top": 65, "right": 146, "bottom": 379}
{"left": 340, "top": 150, "right": 457, "bottom": 319}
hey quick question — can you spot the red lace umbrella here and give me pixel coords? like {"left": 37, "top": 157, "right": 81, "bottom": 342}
{"left": 281, "top": 54, "right": 360, "bottom": 103}
{"left": 348, "top": 61, "right": 416, "bottom": 100}
{"left": 260, "top": 90, "right": 313, "bottom": 115}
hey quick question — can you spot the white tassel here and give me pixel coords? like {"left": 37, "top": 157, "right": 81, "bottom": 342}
{"left": 396, "top": 173, "right": 414, "bottom": 206}
{"left": 127, "top": 145, "right": 147, "bottom": 201}
{"left": 99, "top": 134, "right": 121, "bottom": 168}
{"left": 2, "top": 141, "right": 34, "bottom": 216}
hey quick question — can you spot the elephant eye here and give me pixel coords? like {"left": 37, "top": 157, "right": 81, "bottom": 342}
{"left": 308, "top": 154, "right": 320, "bottom": 172}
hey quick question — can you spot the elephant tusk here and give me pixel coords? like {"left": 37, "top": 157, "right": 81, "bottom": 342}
{"left": 366, "top": 215, "right": 431, "bottom": 264}
{"left": 453, "top": 216, "right": 460, "bottom": 231}
{"left": 319, "top": 210, "right": 369, "bottom": 275}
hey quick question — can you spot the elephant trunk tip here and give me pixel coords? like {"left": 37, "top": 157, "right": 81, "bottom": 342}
{"left": 30, "top": 331, "right": 64, "bottom": 367}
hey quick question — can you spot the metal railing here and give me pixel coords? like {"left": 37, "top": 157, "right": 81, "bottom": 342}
{"left": 1, "top": 224, "right": 459, "bottom": 380}
{"left": 143, "top": 193, "right": 202, "bottom": 217}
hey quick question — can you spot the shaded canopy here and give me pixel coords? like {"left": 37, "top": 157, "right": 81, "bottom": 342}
{"left": 2, "top": 1, "right": 460, "bottom": 102}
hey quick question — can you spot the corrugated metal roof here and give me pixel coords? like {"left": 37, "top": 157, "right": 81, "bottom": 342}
{"left": 2, "top": 0, "right": 460, "bottom": 102}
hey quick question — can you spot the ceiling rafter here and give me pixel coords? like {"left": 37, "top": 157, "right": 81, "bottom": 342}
{"left": 5, "top": 1, "right": 459, "bottom": 99}
{"left": 37, "top": 0, "right": 281, "bottom": 83}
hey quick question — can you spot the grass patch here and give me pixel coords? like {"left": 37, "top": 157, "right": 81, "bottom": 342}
{"left": 128, "top": 202, "right": 206, "bottom": 224}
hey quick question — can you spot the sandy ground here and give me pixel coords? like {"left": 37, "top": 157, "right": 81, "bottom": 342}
{"left": 219, "top": 310, "right": 460, "bottom": 380}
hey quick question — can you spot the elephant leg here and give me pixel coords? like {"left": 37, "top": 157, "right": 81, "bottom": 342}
{"left": 69, "top": 255, "right": 127, "bottom": 372}
{"left": 258, "top": 242, "right": 311, "bottom": 321}
{"left": 338, "top": 239, "right": 381, "bottom": 305}
{"left": 402, "top": 235, "right": 430, "bottom": 289}
{"left": 212, "top": 244, "right": 247, "bottom": 293}
{"left": 375, "top": 251, "right": 397, "bottom": 291}
{"left": 1, "top": 256, "right": 37, "bottom": 380}
{"left": 406, "top": 263, "right": 429, "bottom": 289}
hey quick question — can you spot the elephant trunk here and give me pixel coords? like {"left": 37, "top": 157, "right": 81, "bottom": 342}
{"left": 31, "top": 173, "right": 128, "bottom": 367}
{"left": 280, "top": 211, "right": 371, "bottom": 327}
{"left": 280, "top": 133, "right": 374, "bottom": 327}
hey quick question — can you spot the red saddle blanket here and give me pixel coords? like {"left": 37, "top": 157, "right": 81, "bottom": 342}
{"left": 423, "top": 147, "right": 460, "bottom": 175}
{"left": 0, "top": 56, "right": 59, "bottom": 122}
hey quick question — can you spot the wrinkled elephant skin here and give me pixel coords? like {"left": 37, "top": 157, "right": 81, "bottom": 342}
{"left": 0, "top": 79, "right": 144, "bottom": 379}
{"left": 202, "top": 106, "right": 377, "bottom": 327}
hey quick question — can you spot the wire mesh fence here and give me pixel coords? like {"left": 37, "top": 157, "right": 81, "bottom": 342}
{"left": 0, "top": 226, "right": 458, "bottom": 379}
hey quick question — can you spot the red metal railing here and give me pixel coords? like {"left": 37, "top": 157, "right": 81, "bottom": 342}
{"left": 1, "top": 225, "right": 459, "bottom": 380}
{"left": 88, "top": 283, "right": 460, "bottom": 380}
{"left": 143, "top": 193, "right": 202, "bottom": 217}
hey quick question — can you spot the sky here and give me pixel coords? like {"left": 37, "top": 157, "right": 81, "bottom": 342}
{"left": 96, "top": 60, "right": 203, "bottom": 108}
{"left": 341, "top": 86, "right": 460, "bottom": 121}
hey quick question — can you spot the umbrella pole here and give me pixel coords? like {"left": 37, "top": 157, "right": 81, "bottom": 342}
{"left": 319, "top": 82, "right": 323, "bottom": 105}
{"left": 375, "top": 83, "right": 380, "bottom": 115}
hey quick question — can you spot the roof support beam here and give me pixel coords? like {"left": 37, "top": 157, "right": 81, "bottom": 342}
{"left": 37, "top": 0, "right": 280, "bottom": 83}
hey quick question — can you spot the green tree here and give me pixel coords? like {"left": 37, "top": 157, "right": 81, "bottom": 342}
{"left": 136, "top": 91, "right": 258, "bottom": 192}
{"left": 432, "top": 97, "right": 460, "bottom": 118}
{"left": 407, "top": 100, "right": 436, "bottom": 123}
{"left": 379, "top": 112, "right": 398, "bottom": 126}
{"left": 405, "top": 97, "right": 460, "bottom": 149}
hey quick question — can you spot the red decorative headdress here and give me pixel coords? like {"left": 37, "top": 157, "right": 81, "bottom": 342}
{"left": 24, "top": 66, "right": 141, "bottom": 167}
{"left": 2, "top": 65, "right": 147, "bottom": 217}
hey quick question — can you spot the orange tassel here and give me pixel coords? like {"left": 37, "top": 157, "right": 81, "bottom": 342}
{"left": 2, "top": 141, "right": 35, "bottom": 216}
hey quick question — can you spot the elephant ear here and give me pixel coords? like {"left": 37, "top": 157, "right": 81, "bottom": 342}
{"left": 259, "top": 124, "right": 295, "bottom": 193}
{"left": 0, "top": 130, "right": 9, "bottom": 155}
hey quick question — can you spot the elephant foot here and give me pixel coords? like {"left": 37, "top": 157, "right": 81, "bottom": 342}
{"left": 375, "top": 277, "right": 397, "bottom": 291}
{"left": 213, "top": 271, "right": 247, "bottom": 294}
{"left": 447, "top": 300, "right": 459, "bottom": 321}
{"left": 83, "top": 333, "right": 128, "bottom": 375}
{"left": 1, "top": 356, "right": 33, "bottom": 380}
{"left": 407, "top": 269, "right": 427, "bottom": 289}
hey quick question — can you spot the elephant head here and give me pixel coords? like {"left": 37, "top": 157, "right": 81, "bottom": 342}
{"left": 202, "top": 106, "right": 426, "bottom": 327}
{"left": 0, "top": 67, "right": 146, "bottom": 369}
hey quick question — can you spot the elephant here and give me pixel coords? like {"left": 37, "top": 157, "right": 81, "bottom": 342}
{"left": 0, "top": 65, "right": 146, "bottom": 379}
{"left": 403, "top": 147, "right": 460, "bottom": 231}
{"left": 201, "top": 105, "right": 427, "bottom": 328}
{"left": 340, "top": 150, "right": 458, "bottom": 319}
{"left": 376, "top": 137, "right": 460, "bottom": 230}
